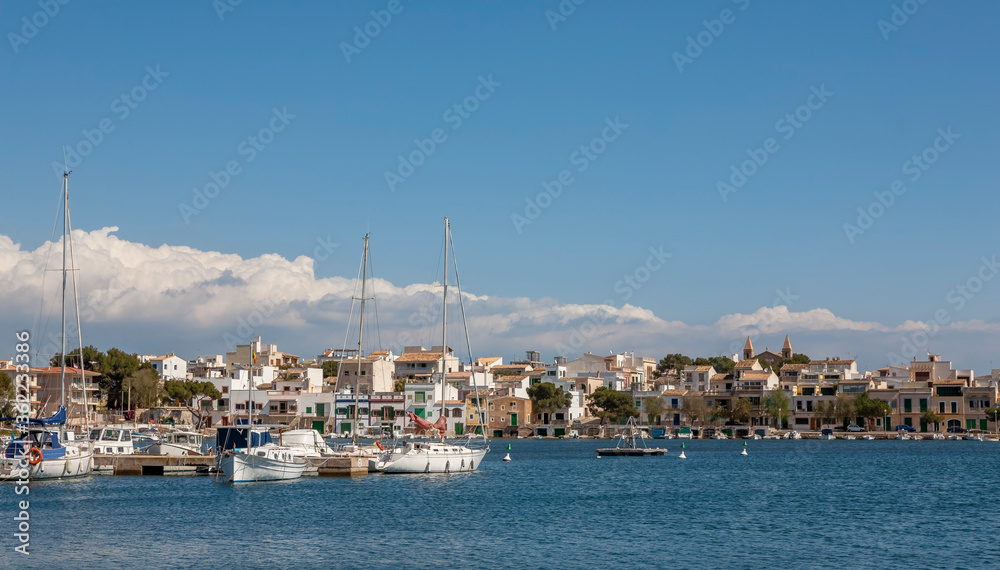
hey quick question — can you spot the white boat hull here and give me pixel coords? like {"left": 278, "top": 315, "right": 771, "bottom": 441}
{"left": 375, "top": 443, "right": 488, "bottom": 473}
{"left": 1, "top": 446, "right": 93, "bottom": 480}
{"left": 217, "top": 448, "right": 306, "bottom": 483}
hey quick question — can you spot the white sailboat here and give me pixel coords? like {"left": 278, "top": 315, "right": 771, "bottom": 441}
{"left": 375, "top": 218, "right": 489, "bottom": 474}
{"left": 2, "top": 166, "right": 93, "bottom": 480}
{"left": 216, "top": 349, "right": 306, "bottom": 483}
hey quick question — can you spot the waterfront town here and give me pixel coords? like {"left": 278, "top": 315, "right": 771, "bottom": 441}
{"left": 5, "top": 335, "right": 999, "bottom": 440}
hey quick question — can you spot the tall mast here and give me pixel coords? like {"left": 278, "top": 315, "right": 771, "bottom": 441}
{"left": 440, "top": 218, "right": 449, "bottom": 442}
{"left": 59, "top": 169, "right": 70, "bottom": 439}
{"left": 353, "top": 234, "right": 369, "bottom": 445}
{"left": 65, "top": 174, "right": 88, "bottom": 434}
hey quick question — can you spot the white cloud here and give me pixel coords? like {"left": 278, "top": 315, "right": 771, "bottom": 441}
{"left": 1, "top": 227, "right": 997, "bottom": 371}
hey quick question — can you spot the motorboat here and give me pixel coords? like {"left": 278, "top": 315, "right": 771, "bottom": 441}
{"left": 145, "top": 430, "right": 204, "bottom": 456}
{"left": 215, "top": 425, "right": 307, "bottom": 483}
{"left": 932, "top": 433, "right": 945, "bottom": 440}
{"left": 783, "top": 430, "right": 802, "bottom": 440}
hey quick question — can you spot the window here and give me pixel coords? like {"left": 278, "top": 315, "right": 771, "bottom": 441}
{"left": 919, "top": 399, "right": 927, "bottom": 412}
{"left": 469, "top": 413, "right": 474, "bottom": 420}
{"left": 361, "top": 371, "right": 366, "bottom": 375}
{"left": 501, "top": 405, "right": 505, "bottom": 411}
{"left": 939, "top": 402, "right": 945, "bottom": 413}
{"left": 306, "top": 407, "right": 312, "bottom": 413}
{"left": 904, "top": 399, "right": 912, "bottom": 413}
{"left": 951, "top": 401, "right": 957, "bottom": 414}
{"left": 222, "top": 386, "right": 228, "bottom": 394}
{"left": 510, "top": 402, "right": 516, "bottom": 409}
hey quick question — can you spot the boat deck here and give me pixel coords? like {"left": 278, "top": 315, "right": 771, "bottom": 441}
{"left": 596, "top": 448, "right": 666, "bottom": 457}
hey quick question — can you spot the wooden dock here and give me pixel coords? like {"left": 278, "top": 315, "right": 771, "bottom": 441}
{"left": 94, "top": 454, "right": 370, "bottom": 477}
{"left": 95, "top": 454, "right": 216, "bottom": 475}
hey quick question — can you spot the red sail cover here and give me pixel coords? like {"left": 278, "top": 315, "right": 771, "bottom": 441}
{"left": 433, "top": 415, "right": 448, "bottom": 434}
{"left": 408, "top": 412, "right": 433, "bottom": 431}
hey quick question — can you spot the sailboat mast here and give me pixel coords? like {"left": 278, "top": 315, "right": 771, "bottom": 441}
{"left": 440, "top": 218, "right": 449, "bottom": 441}
{"left": 354, "top": 234, "right": 369, "bottom": 445}
{"left": 59, "top": 170, "right": 69, "bottom": 438}
{"left": 66, "top": 179, "right": 88, "bottom": 433}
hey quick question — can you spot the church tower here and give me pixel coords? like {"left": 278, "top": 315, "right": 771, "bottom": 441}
{"left": 743, "top": 336, "right": 754, "bottom": 360}
{"left": 782, "top": 335, "right": 792, "bottom": 360}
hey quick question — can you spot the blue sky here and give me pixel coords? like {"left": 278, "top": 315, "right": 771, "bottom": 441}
{"left": 3, "top": 1, "right": 1000, "bottom": 373}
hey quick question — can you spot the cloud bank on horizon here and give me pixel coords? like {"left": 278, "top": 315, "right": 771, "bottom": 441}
{"left": 0, "top": 228, "right": 995, "bottom": 373}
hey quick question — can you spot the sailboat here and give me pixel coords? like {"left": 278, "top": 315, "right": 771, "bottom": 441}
{"left": 374, "top": 218, "right": 489, "bottom": 473}
{"left": 1, "top": 166, "right": 93, "bottom": 480}
{"left": 215, "top": 346, "right": 307, "bottom": 483}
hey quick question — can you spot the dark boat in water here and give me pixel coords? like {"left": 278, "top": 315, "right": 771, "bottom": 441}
{"left": 597, "top": 418, "right": 666, "bottom": 457}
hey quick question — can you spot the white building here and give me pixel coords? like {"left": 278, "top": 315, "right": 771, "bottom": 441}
{"left": 148, "top": 353, "right": 188, "bottom": 380}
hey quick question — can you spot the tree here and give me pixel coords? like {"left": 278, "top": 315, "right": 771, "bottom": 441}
{"left": 98, "top": 348, "right": 155, "bottom": 410}
{"left": 644, "top": 396, "right": 665, "bottom": 425}
{"left": 730, "top": 397, "right": 752, "bottom": 425}
{"left": 586, "top": 386, "right": 638, "bottom": 424}
{"left": 773, "top": 353, "right": 810, "bottom": 374}
{"left": 655, "top": 354, "right": 692, "bottom": 378}
{"left": 762, "top": 390, "right": 790, "bottom": 428}
{"left": 322, "top": 361, "right": 338, "bottom": 379}
{"left": 854, "top": 392, "right": 891, "bottom": 431}
{"left": 122, "top": 368, "right": 164, "bottom": 410}
{"left": 681, "top": 395, "right": 708, "bottom": 428}
{"left": 707, "top": 404, "right": 730, "bottom": 432}
{"left": 53, "top": 345, "right": 104, "bottom": 370}
{"left": 695, "top": 356, "right": 735, "bottom": 375}
{"left": 985, "top": 405, "right": 1000, "bottom": 435}
{"left": 834, "top": 393, "right": 855, "bottom": 427}
{"left": 814, "top": 400, "right": 836, "bottom": 428}
{"left": 393, "top": 378, "right": 406, "bottom": 393}
{"left": 164, "top": 380, "right": 221, "bottom": 427}
{"left": 0, "top": 371, "right": 16, "bottom": 417}
{"left": 527, "top": 382, "right": 572, "bottom": 424}
{"left": 921, "top": 409, "right": 944, "bottom": 432}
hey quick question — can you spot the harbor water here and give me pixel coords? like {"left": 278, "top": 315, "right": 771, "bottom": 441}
{"left": 10, "top": 439, "right": 1000, "bottom": 568}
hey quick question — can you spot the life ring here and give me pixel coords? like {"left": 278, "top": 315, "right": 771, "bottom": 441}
{"left": 375, "top": 440, "right": 384, "bottom": 451}
{"left": 27, "top": 448, "right": 42, "bottom": 465}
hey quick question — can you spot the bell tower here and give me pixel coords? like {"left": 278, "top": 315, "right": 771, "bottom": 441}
{"left": 743, "top": 336, "right": 754, "bottom": 360}
{"left": 782, "top": 335, "right": 792, "bottom": 360}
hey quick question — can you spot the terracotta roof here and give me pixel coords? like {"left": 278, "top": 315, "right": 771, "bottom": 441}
{"left": 693, "top": 365, "right": 713, "bottom": 372}
{"left": 711, "top": 373, "right": 732, "bottom": 381}
{"left": 31, "top": 366, "right": 100, "bottom": 376}
{"left": 809, "top": 359, "right": 856, "bottom": 366}
{"left": 780, "top": 364, "right": 808, "bottom": 372}
{"left": 493, "top": 364, "right": 531, "bottom": 370}
{"left": 909, "top": 362, "right": 932, "bottom": 371}
{"left": 741, "top": 372, "right": 773, "bottom": 380}
{"left": 735, "top": 359, "right": 758, "bottom": 369}
{"left": 396, "top": 352, "right": 443, "bottom": 363}
{"left": 660, "top": 389, "right": 688, "bottom": 396}
{"left": 475, "top": 357, "right": 502, "bottom": 366}
{"left": 369, "top": 350, "right": 391, "bottom": 357}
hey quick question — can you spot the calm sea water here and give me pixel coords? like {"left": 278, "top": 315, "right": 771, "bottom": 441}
{"left": 8, "top": 439, "right": 1000, "bottom": 569}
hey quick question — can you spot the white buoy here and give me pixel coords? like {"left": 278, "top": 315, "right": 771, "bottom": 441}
{"left": 678, "top": 451, "right": 686, "bottom": 459}
{"left": 740, "top": 448, "right": 748, "bottom": 456}
{"left": 502, "top": 453, "right": 511, "bottom": 462}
